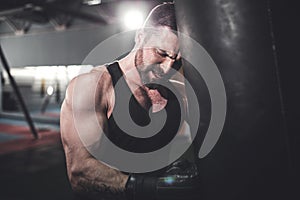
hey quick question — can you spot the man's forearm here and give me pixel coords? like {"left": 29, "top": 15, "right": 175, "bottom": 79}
{"left": 69, "top": 157, "right": 128, "bottom": 200}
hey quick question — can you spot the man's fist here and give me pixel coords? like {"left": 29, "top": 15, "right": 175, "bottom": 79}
{"left": 125, "top": 159, "right": 201, "bottom": 200}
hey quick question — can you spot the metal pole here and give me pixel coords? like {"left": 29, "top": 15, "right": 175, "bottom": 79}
{"left": 0, "top": 44, "right": 38, "bottom": 139}
{"left": 0, "top": 68, "right": 2, "bottom": 112}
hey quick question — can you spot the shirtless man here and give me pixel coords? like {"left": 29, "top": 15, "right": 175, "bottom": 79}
{"left": 61, "top": 2, "right": 200, "bottom": 200}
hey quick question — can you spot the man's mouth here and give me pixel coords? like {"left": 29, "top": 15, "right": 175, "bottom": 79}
{"left": 151, "top": 69, "right": 164, "bottom": 79}
{"left": 153, "top": 73, "right": 163, "bottom": 79}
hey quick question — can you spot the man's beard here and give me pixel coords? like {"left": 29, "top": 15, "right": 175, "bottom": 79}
{"left": 134, "top": 49, "right": 168, "bottom": 89}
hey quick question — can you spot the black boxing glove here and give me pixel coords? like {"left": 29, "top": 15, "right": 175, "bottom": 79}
{"left": 125, "top": 159, "right": 201, "bottom": 200}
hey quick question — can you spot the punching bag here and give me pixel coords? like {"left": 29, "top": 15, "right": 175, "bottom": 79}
{"left": 175, "top": 0, "right": 290, "bottom": 199}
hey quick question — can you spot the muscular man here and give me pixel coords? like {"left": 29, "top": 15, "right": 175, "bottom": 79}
{"left": 61, "top": 2, "right": 200, "bottom": 200}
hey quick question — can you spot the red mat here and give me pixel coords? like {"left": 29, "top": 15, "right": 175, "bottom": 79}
{"left": 0, "top": 123, "right": 61, "bottom": 155}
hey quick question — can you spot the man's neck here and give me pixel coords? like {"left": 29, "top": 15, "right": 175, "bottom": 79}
{"left": 117, "top": 53, "right": 168, "bottom": 112}
{"left": 118, "top": 52, "right": 142, "bottom": 87}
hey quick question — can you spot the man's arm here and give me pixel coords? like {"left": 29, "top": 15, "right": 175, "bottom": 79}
{"left": 60, "top": 70, "right": 128, "bottom": 200}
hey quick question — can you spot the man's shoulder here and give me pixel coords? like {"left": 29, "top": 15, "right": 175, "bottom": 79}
{"left": 90, "top": 65, "right": 108, "bottom": 74}
{"left": 69, "top": 65, "right": 112, "bottom": 91}
{"left": 64, "top": 65, "right": 113, "bottom": 107}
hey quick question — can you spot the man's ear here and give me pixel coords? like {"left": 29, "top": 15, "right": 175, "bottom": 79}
{"left": 135, "top": 29, "right": 144, "bottom": 46}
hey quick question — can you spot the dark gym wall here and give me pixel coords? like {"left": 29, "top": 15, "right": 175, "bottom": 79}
{"left": 175, "top": 0, "right": 291, "bottom": 199}
{"left": 0, "top": 24, "right": 120, "bottom": 67}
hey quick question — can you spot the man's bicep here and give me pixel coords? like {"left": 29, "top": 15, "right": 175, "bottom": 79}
{"left": 60, "top": 73, "right": 109, "bottom": 158}
{"left": 62, "top": 103, "right": 106, "bottom": 146}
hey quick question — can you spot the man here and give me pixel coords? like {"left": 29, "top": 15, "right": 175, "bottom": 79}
{"left": 61, "top": 2, "right": 200, "bottom": 200}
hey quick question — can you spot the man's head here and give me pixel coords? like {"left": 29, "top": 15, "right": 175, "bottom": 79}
{"left": 142, "top": 2, "right": 177, "bottom": 32}
{"left": 134, "top": 2, "right": 181, "bottom": 88}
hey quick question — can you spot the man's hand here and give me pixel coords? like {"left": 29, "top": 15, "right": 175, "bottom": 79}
{"left": 125, "top": 159, "right": 201, "bottom": 200}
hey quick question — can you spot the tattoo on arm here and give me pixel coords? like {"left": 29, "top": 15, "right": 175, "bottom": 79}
{"left": 77, "top": 176, "right": 127, "bottom": 200}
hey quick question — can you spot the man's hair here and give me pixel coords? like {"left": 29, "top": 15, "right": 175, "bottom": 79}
{"left": 143, "top": 2, "right": 177, "bottom": 31}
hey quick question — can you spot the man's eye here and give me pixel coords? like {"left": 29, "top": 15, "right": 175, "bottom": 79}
{"left": 156, "top": 49, "right": 167, "bottom": 57}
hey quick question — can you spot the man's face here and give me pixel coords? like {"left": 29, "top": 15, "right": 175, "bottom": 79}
{"left": 134, "top": 27, "right": 181, "bottom": 88}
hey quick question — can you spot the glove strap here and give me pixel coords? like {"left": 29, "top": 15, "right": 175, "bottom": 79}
{"left": 125, "top": 174, "right": 157, "bottom": 200}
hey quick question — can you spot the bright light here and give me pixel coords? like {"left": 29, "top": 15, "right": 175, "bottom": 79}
{"left": 47, "top": 86, "right": 54, "bottom": 96}
{"left": 123, "top": 10, "right": 144, "bottom": 30}
{"left": 164, "top": 177, "right": 175, "bottom": 184}
{"left": 83, "top": 0, "right": 101, "bottom": 6}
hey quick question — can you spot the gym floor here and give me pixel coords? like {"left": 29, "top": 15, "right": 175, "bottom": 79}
{"left": 0, "top": 117, "right": 75, "bottom": 200}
